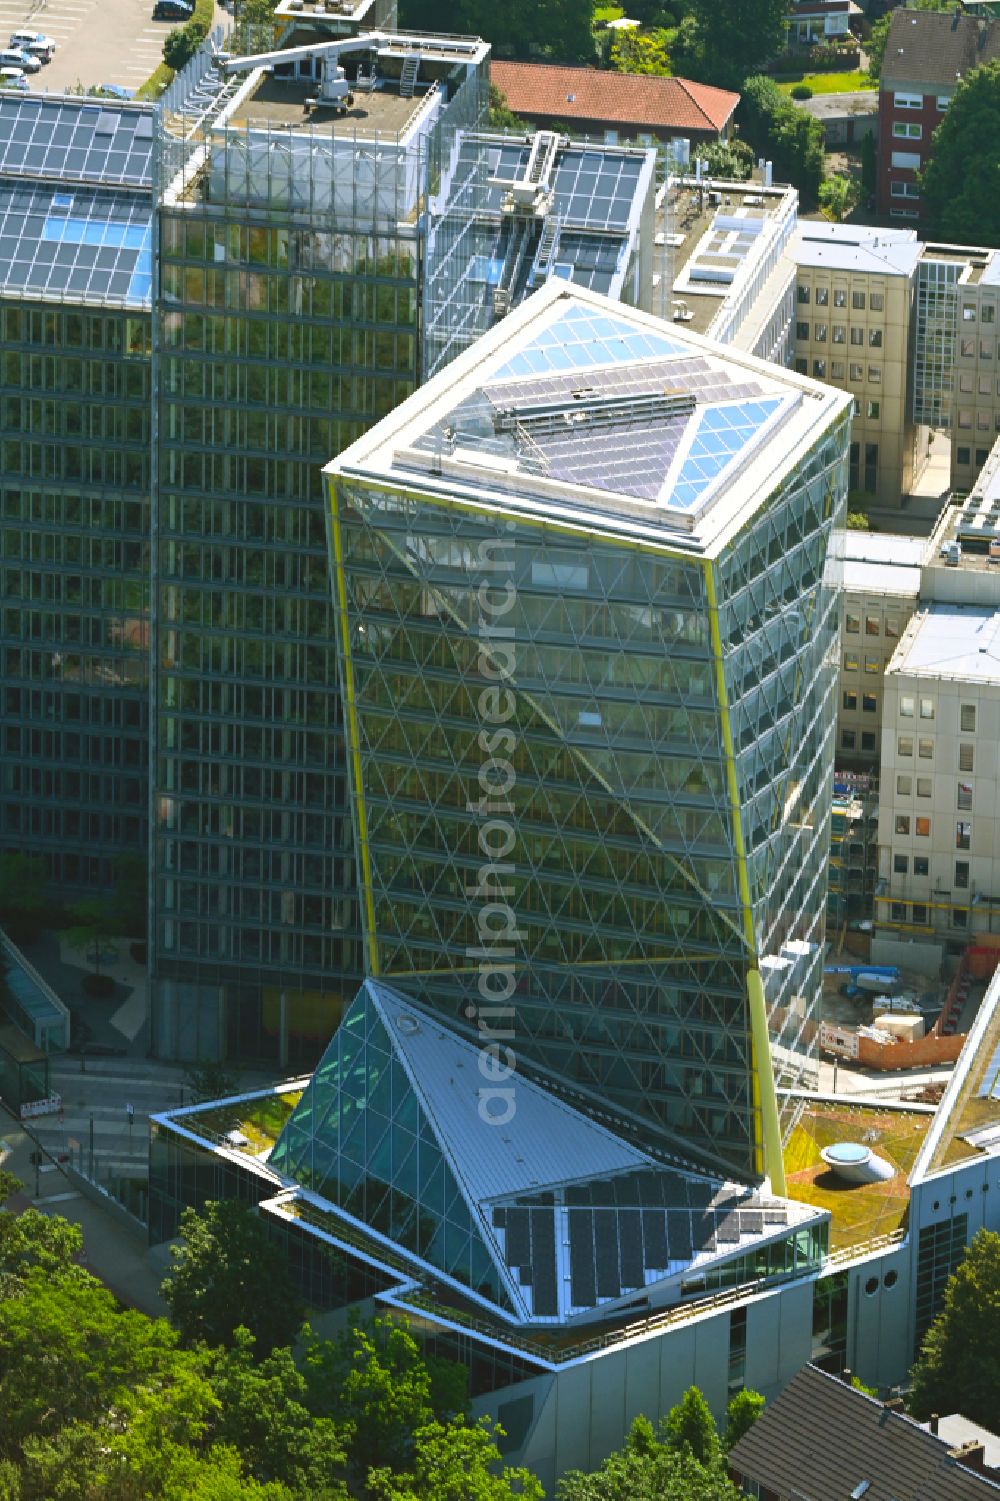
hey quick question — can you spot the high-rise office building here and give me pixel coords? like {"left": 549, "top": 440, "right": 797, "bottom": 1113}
{"left": 0, "top": 96, "right": 154, "bottom": 891}
{"left": 327, "top": 280, "right": 852, "bottom": 1177}
{"left": 0, "top": 21, "right": 654, "bottom": 1064}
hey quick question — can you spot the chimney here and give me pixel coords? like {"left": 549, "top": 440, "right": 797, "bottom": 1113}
{"left": 952, "top": 1441, "right": 986, "bottom": 1473}
{"left": 883, "top": 1398, "right": 904, "bottom": 1413}
{"left": 842, "top": 1368, "right": 854, "bottom": 1386}
{"left": 930, "top": 1414, "right": 939, "bottom": 1434}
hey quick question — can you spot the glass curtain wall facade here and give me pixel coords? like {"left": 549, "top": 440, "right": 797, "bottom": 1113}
{"left": 150, "top": 59, "right": 488, "bottom": 1063}
{"left": 328, "top": 411, "right": 847, "bottom": 1176}
{"left": 912, "top": 254, "right": 961, "bottom": 428}
{"left": 0, "top": 300, "right": 152, "bottom": 890}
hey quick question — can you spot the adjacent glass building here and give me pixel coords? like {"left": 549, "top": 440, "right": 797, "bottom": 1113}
{"left": 0, "top": 96, "right": 153, "bottom": 890}
{"left": 327, "top": 285, "right": 852, "bottom": 1179}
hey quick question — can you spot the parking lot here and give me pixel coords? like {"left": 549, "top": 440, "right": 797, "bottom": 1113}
{"left": 0, "top": 0, "right": 227, "bottom": 95}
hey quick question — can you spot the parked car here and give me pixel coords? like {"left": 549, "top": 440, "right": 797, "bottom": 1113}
{"left": 10, "top": 30, "right": 56, "bottom": 53}
{"left": 152, "top": 0, "right": 194, "bottom": 18}
{"left": 0, "top": 48, "right": 41, "bottom": 72}
{"left": 0, "top": 66, "right": 29, "bottom": 90}
{"left": 97, "top": 82, "right": 136, "bottom": 99}
{"left": 26, "top": 42, "right": 54, "bottom": 64}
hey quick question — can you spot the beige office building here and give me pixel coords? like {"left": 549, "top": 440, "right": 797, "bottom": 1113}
{"left": 791, "top": 223, "right": 922, "bottom": 506}
{"left": 836, "top": 532, "right": 923, "bottom": 767}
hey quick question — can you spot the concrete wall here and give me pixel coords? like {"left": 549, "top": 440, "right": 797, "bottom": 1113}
{"left": 870, "top": 935, "right": 943, "bottom": 975}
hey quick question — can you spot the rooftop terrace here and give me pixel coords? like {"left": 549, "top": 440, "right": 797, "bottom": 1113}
{"left": 225, "top": 74, "right": 430, "bottom": 135}
{"left": 176, "top": 1080, "right": 306, "bottom": 1159}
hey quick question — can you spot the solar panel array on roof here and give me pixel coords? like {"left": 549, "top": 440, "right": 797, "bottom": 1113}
{"left": 0, "top": 182, "right": 152, "bottom": 306}
{"left": 0, "top": 96, "right": 154, "bottom": 187}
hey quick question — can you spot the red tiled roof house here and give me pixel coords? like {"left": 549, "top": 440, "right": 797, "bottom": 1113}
{"left": 490, "top": 61, "right": 739, "bottom": 146}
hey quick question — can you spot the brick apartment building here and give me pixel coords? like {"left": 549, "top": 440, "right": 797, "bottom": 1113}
{"left": 878, "top": 7, "right": 1000, "bottom": 222}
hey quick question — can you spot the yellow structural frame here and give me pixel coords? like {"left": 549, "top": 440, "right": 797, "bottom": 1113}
{"left": 704, "top": 560, "right": 786, "bottom": 1196}
{"left": 329, "top": 480, "right": 379, "bottom": 977}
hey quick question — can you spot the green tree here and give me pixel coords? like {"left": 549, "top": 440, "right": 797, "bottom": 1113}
{"left": 723, "top": 1389, "right": 764, "bottom": 1452}
{"left": 210, "top": 1329, "right": 348, "bottom": 1496}
{"left": 819, "top": 171, "right": 860, "bottom": 223}
{"left": 739, "top": 74, "right": 825, "bottom": 206}
{"left": 866, "top": 14, "right": 891, "bottom": 83}
{"left": 63, "top": 897, "right": 116, "bottom": 983}
{"left": 368, "top": 1418, "right": 544, "bottom": 1501}
{"left": 399, "top": 0, "right": 594, "bottom": 63}
{"left": 684, "top": 0, "right": 786, "bottom": 90}
{"left": 302, "top": 1317, "right": 449, "bottom": 1485}
{"left": 163, "top": 19, "right": 208, "bottom": 71}
{"left": 609, "top": 28, "right": 673, "bottom": 76}
{"left": 662, "top": 1386, "right": 720, "bottom": 1470}
{"left": 0, "top": 1205, "right": 83, "bottom": 1295}
{"left": 909, "top": 1228, "right": 1000, "bottom": 1428}
{"left": 697, "top": 137, "right": 755, "bottom": 181}
{"left": 558, "top": 1430, "right": 740, "bottom": 1499}
{"left": 182, "top": 1061, "right": 241, "bottom": 1104}
{"left": 488, "top": 84, "right": 528, "bottom": 131}
{"left": 162, "top": 1201, "right": 304, "bottom": 1355}
{"left": 922, "top": 60, "right": 1000, "bottom": 245}
{"left": 0, "top": 855, "right": 47, "bottom": 945}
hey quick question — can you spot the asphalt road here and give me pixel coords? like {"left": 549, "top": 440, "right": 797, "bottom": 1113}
{"left": 0, "top": 0, "right": 228, "bottom": 96}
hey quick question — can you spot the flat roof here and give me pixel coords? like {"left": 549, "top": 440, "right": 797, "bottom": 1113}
{"left": 843, "top": 530, "right": 928, "bottom": 567}
{"left": 792, "top": 221, "right": 922, "bottom": 278}
{"left": 843, "top": 560, "right": 922, "bottom": 597}
{"left": 328, "top": 279, "right": 850, "bottom": 556}
{"left": 226, "top": 74, "right": 428, "bottom": 133}
{"left": 888, "top": 602, "right": 1000, "bottom": 685}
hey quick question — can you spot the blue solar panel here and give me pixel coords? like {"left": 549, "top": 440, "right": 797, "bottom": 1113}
{"left": 667, "top": 397, "right": 785, "bottom": 511}
{"left": 0, "top": 182, "right": 152, "bottom": 307}
{"left": 977, "top": 1038, "right": 1000, "bottom": 1100}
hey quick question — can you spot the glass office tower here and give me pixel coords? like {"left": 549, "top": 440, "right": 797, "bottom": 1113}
{"left": 327, "top": 286, "right": 851, "bottom": 1178}
{"left": 0, "top": 96, "right": 153, "bottom": 892}
{"left": 150, "top": 34, "right": 491, "bottom": 1061}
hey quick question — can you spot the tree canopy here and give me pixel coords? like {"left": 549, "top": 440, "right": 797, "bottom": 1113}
{"left": 557, "top": 1399, "right": 745, "bottom": 1501}
{"left": 398, "top": 0, "right": 594, "bottom": 63}
{"left": 909, "top": 1228, "right": 1000, "bottom": 1427}
{"left": 683, "top": 0, "right": 787, "bottom": 92}
{"left": 922, "top": 61, "right": 1000, "bottom": 245}
{"left": 738, "top": 74, "right": 825, "bottom": 207}
{"left": 161, "top": 1200, "right": 305, "bottom": 1355}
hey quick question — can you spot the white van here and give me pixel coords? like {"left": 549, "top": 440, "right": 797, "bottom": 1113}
{"left": 27, "top": 41, "right": 54, "bottom": 64}
{"left": 0, "top": 66, "right": 29, "bottom": 90}
{"left": 9, "top": 30, "right": 56, "bottom": 53}
{"left": 0, "top": 47, "right": 39, "bottom": 72}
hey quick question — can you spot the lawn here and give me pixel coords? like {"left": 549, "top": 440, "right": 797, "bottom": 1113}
{"left": 783, "top": 1103, "right": 929, "bottom": 1252}
{"left": 186, "top": 1088, "right": 303, "bottom": 1156}
{"left": 774, "top": 69, "right": 875, "bottom": 96}
{"left": 593, "top": 4, "right": 625, "bottom": 20}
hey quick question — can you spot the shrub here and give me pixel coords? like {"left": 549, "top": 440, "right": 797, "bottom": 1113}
{"left": 790, "top": 83, "right": 813, "bottom": 99}
{"left": 162, "top": 18, "right": 208, "bottom": 72}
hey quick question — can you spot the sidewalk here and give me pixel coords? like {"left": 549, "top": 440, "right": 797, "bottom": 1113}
{"left": 0, "top": 1106, "right": 168, "bottom": 1318}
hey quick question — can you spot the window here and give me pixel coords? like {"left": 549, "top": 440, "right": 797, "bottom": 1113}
{"left": 811, "top": 286, "right": 828, "bottom": 307}
{"left": 870, "top": 329, "right": 883, "bottom": 347}
{"left": 891, "top": 902, "right": 907, "bottom": 923}
{"left": 891, "top": 150, "right": 921, "bottom": 171}
{"left": 937, "top": 95, "right": 950, "bottom": 110}
{"left": 956, "top": 821, "right": 972, "bottom": 850}
{"left": 982, "top": 341, "right": 994, "bottom": 361}
{"left": 796, "top": 321, "right": 810, "bottom": 340}
{"left": 961, "top": 337, "right": 975, "bottom": 357}
{"left": 919, "top": 738, "right": 933, "bottom": 759}
{"left": 813, "top": 359, "right": 827, "bottom": 378}
{"left": 900, "top": 695, "right": 915, "bottom": 718}
{"left": 894, "top": 91, "right": 923, "bottom": 108}
{"left": 958, "top": 410, "right": 973, "bottom": 429}
{"left": 960, "top": 374, "right": 975, "bottom": 394}
{"left": 865, "top": 656, "right": 880, "bottom": 675}
{"left": 957, "top": 446, "right": 971, "bottom": 465}
{"left": 797, "top": 285, "right": 810, "bottom": 304}
{"left": 920, "top": 697, "right": 935, "bottom": 719}
{"left": 870, "top": 292, "right": 884, "bottom": 312}
{"left": 852, "top": 290, "right": 866, "bottom": 310}
{"left": 886, "top": 617, "right": 899, "bottom": 639}
{"left": 843, "top": 690, "right": 858, "bottom": 711}
{"left": 815, "top": 324, "right": 828, "bottom": 343}
{"left": 795, "top": 358, "right": 808, "bottom": 375}
{"left": 914, "top": 856, "right": 929, "bottom": 876}
{"left": 896, "top": 775, "right": 912, "bottom": 796}
{"left": 834, "top": 288, "right": 847, "bottom": 308}
{"left": 831, "top": 360, "right": 845, "bottom": 379}
{"left": 891, "top": 182, "right": 920, "bottom": 200}
{"left": 849, "top": 361, "right": 864, "bottom": 380}
{"left": 917, "top": 778, "right": 931, "bottom": 798}
{"left": 868, "top": 400, "right": 880, "bottom": 419}
{"left": 958, "top": 782, "right": 973, "bottom": 811}
{"left": 961, "top": 704, "right": 976, "bottom": 732}
{"left": 844, "top": 652, "right": 859, "bottom": 672}
{"left": 916, "top": 817, "right": 931, "bottom": 837}
{"left": 850, "top": 328, "right": 864, "bottom": 347}
{"left": 977, "top": 447, "right": 990, "bottom": 466}
{"left": 912, "top": 904, "right": 929, "bottom": 925}
{"left": 954, "top": 908, "right": 968, "bottom": 930}
{"left": 955, "top": 860, "right": 970, "bottom": 889}
{"left": 862, "top": 731, "right": 876, "bottom": 753}
{"left": 898, "top": 735, "right": 913, "bottom": 756}
{"left": 896, "top": 815, "right": 911, "bottom": 835}
{"left": 869, "top": 365, "right": 881, "bottom": 384}
{"left": 984, "top": 305, "right": 995, "bottom": 324}
{"left": 894, "top": 854, "right": 908, "bottom": 874}
{"left": 841, "top": 729, "right": 856, "bottom": 750}
{"left": 833, "top": 325, "right": 846, "bottom": 344}
{"left": 892, "top": 121, "right": 922, "bottom": 139}
{"left": 863, "top": 692, "right": 877, "bottom": 713}
{"left": 865, "top": 615, "right": 879, "bottom": 636}
{"left": 963, "top": 304, "right": 977, "bottom": 323}
{"left": 960, "top": 743, "right": 974, "bottom": 772}
{"left": 980, "top": 375, "right": 992, "bottom": 396}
